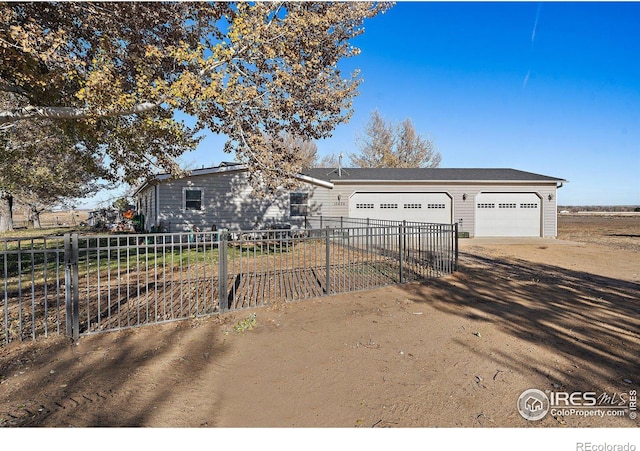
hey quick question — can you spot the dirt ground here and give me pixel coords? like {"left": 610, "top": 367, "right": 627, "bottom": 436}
{"left": 0, "top": 215, "right": 638, "bottom": 428}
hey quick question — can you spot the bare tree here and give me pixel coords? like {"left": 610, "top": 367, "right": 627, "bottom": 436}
{"left": 395, "top": 118, "right": 441, "bottom": 168}
{"left": 350, "top": 110, "right": 441, "bottom": 168}
{"left": 265, "top": 131, "right": 319, "bottom": 173}
{"left": 350, "top": 110, "right": 396, "bottom": 168}
{"left": 316, "top": 153, "right": 341, "bottom": 168}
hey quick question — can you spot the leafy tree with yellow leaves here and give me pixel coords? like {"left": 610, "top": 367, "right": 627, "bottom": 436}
{"left": 1, "top": 2, "right": 391, "bottom": 192}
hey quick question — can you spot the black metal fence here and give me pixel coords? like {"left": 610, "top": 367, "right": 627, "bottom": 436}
{"left": 306, "top": 215, "right": 453, "bottom": 230}
{"left": 2, "top": 220, "right": 457, "bottom": 344}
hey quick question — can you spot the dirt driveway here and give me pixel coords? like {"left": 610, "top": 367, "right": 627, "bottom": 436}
{"left": 1, "top": 216, "right": 639, "bottom": 428}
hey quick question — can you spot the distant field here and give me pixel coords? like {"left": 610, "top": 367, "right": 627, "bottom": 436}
{"left": 558, "top": 214, "right": 640, "bottom": 252}
{"left": 10, "top": 209, "right": 90, "bottom": 229}
{"left": 558, "top": 205, "right": 639, "bottom": 213}
{"left": 564, "top": 211, "right": 640, "bottom": 216}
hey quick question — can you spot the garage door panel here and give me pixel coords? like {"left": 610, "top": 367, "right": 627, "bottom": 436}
{"left": 475, "top": 193, "right": 540, "bottom": 237}
{"left": 349, "top": 192, "right": 451, "bottom": 223}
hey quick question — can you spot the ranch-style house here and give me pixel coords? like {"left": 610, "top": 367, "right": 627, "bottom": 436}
{"left": 134, "top": 162, "right": 566, "bottom": 238}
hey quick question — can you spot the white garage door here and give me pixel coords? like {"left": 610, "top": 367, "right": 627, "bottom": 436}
{"left": 349, "top": 192, "right": 452, "bottom": 224}
{"left": 475, "top": 193, "right": 541, "bottom": 237}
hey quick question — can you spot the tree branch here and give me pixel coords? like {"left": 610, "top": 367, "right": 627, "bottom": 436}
{"left": 4, "top": 134, "right": 58, "bottom": 151}
{"left": 0, "top": 123, "right": 15, "bottom": 131}
{"left": 0, "top": 82, "right": 29, "bottom": 97}
{"left": 0, "top": 102, "right": 161, "bottom": 125}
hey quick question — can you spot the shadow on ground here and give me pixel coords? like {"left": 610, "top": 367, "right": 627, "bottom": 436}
{"left": 405, "top": 252, "right": 640, "bottom": 393}
{"left": 0, "top": 316, "right": 228, "bottom": 427}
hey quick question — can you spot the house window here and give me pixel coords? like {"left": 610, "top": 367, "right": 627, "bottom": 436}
{"left": 290, "top": 192, "right": 308, "bottom": 216}
{"left": 184, "top": 188, "right": 203, "bottom": 211}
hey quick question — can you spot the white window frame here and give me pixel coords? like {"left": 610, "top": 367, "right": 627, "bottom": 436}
{"left": 183, "top": 187, "right": 204, "bottom": 212}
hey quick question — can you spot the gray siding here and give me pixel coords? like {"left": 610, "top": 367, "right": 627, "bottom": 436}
{"left": 146, "top": 171, "right": 323, "bottom": 232}
{"left": 317, "top": 181, "right": 559, "bottom": 237}
{"left": 307, "top": 185, "right": 331, "bottom": 216}
{"left": 137, "top": 185, "right": 157, "bottom": 231}
{"left": 137, "top": 168, "right": 560, "bottom": 237}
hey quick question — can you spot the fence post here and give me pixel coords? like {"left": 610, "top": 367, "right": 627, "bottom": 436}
{"left": 64, "top": 233, "right": 80, "bottom": 340}
{"left": 325, "top": 227, "right": 330, "bottom": 295}
{"left": 64, "top": 234, "right": 71, "bottom": 336}
{"left": 366, "top": 218, "right": 370, "bottom": 254}
{"left": 454, "top": 222, "right": 459, "bottom": 272}
{"left": 218, "top": 232, "right": 228, "bottom": 312}
{"left": 398, "top": 223, "right": 404, "bottom": 283}
{"left": 403, "top": 220, "right": 407, "bottom": 260}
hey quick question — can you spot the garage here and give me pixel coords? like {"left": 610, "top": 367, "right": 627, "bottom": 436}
{"left": 349, "top": 192, "right": 452, "bottom": 223}
{"left": 475, "top": 193, "right": 541, "bottom": 237}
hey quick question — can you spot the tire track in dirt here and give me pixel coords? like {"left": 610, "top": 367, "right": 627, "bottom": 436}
{"left": 1, "top": 390, "right": 114, "bottom": 427}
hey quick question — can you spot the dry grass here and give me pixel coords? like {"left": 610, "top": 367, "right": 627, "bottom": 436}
{"left": 558, "top": 214, "right": 640, "bottom": 252}
{"left": 9, "top": 209, "right": 90, "bottom": 230}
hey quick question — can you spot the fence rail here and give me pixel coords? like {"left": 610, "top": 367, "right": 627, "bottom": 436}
{"left": 2, "top": 220, "right": 458, "bottom": 344}
{"left": 305, "top": 215, "right": 452, "bottom": 230}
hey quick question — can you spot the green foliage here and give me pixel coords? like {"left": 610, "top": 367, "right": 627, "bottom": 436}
{"left": 112, "top": 197, "right": 133, "bottom": 212}
{"left": 1, "top": 121, "right": 107, "bottom": 199}
{"left": 0, "top": 236, "right": 298, "bottom": 292}
{"left": 232, "top": 313, "right": 257, "bottom": 333}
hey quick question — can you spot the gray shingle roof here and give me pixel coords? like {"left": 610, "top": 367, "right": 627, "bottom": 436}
{"left": 302, "top": 168, "right": 565, "bottom": 183}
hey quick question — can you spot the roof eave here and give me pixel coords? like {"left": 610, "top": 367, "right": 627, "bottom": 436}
{"left": 133, "top": 164, "right": 250, "bottom": 196}
{"left": 134, "top": 164, "right": 334, "bottom": 196}
{"left": 328, "top": 179, "right": 566, "bottom": 184}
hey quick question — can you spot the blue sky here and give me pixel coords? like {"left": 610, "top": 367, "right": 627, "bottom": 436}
{"left": 85, "top": 2, "right": 640, "bottom": 208}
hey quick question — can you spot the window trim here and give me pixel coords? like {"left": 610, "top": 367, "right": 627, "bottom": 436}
{"left": 183, "top": 187, "right": 204, "bottom": 212}
{"left": 289, "top": 192, "right": 309, "bottom": 217}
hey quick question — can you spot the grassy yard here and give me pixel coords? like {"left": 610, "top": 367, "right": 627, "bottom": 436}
{"left": 1, "top": 232, "right": 311, "bottom": 293}
{"left": 0, "top": 227, "right": 87, "bottom": 240}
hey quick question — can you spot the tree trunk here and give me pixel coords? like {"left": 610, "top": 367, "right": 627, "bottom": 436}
{"left": 0, "top": 192, "right": 14, "bottom": 232}
{"left": 31, "top": 206, "right": 42, "bottom": 229}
